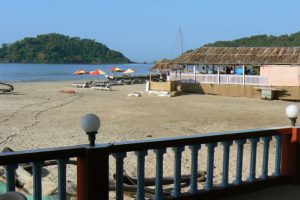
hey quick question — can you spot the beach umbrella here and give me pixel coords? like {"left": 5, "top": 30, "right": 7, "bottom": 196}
{"left": 123, "top": 68, "right": 136, "bottom": 77}
{"left": 72, "top": 69, "right": 89, "bottom": 75}
{"left": 89, "top": 69, "right": 106, "bottom": 75}
{"left": 110, "top": 67, "right": 125, "bottom": 78}
{"left": 111, "top": 67, "right": 125, "bottom": 72}
{"left": 123, "top": 68, "right": 135, "bottom": 74}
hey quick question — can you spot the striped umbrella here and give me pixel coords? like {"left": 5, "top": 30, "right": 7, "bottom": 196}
{"left": 89, "top": 69, "right": 106, "bottom": 75}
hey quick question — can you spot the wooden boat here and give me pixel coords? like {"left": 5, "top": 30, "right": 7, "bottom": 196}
{"left": 0, "top": 82, "right": 14, "bottom": 93}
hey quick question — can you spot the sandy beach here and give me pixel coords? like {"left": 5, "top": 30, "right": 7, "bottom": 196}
{"left": 0, "top": 81, "right": 291, "bottom": 149}
{"left": 0, "top": 81, "right": 296, "bottom": 198}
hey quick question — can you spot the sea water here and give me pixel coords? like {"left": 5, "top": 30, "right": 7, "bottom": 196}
{"left": 0, "top": 63, "right": 153, "bottom": 82}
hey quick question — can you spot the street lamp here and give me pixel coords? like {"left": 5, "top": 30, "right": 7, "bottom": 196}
{"left": 285, "top": 105, "right": 299, "bottom": 126}
{"left": 81, "top": 113, "right": 101, "bottom": 146}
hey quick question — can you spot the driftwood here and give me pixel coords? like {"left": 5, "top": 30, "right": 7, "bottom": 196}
{"left": 109, "top": 182, "right": 156, "bottom": 199}
{"left": 114, "top": 171, "right": 206, "bottom": 186}
{"left": 111, "top": 171, "right": 206, "bottom": 198}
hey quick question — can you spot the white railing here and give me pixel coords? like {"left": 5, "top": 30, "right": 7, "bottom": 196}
{"left": 245, "top": 75, "right": 269, "bottom": 86}
{"left": 220, "top": 75, "right": 243, "bottom": 85}
{"left": 169, "top": 73, "right": 269, "bottom": 86}
{"left": 171, "top": 73, "right": 195, "bottom": 83}
{"left": 196, "top": 74, "right": 219, "bottom": 83}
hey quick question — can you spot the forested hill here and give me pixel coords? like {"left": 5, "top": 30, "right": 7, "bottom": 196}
{"left": 0, "top": 33, "right": 131, "bottom": 64}
{"left": 205, "top": 32, "right": 300, "bottom": 47}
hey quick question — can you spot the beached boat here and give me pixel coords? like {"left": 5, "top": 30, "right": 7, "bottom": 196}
{"left": 0, "top": 82, "right": 14, "bottom": 93}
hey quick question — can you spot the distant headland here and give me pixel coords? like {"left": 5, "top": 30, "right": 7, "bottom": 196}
{"left": 205, "top": 31, "right": 300, "bottom": 47}
{"left": 0, "top": 33, "right": 131, "bottom": 64}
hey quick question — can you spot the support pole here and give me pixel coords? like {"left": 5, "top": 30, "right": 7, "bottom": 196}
{"left": 193, "top": 65, "right": 196, "bottom": 83}
{"left": 242, "top": 65, "right": 245, "bottom": 86}
{"left": 282, "top": 127, "right": 300, "bottom": 184}
{"left": 77, "top": 147, "right": 109, "bottom": 200}
{"left": 217, "top": 66, "right": 220, "bottom": 84}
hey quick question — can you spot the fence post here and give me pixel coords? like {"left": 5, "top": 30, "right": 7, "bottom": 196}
{"left": 193, "top": 65, "right": 196, "bottom": 83}
{"left": 77, "top": 145, "right": 110, "bottom": 200}
{"left": 282, "top": 127, "right": 300, "bottom": 184}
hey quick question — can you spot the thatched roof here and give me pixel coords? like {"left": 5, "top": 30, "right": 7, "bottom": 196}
{"left": 152, "top": 59, "right": 181, "bottom": 70}
{"left": 173, "top": 47, "right": 300, "bottom": 65}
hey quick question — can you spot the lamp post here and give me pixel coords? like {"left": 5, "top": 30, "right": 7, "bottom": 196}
{"left": 81, "top": 113, "right": 101, "bottom": 146}
{"left": 285, "top": 105, "right": 299, "bottom": 127}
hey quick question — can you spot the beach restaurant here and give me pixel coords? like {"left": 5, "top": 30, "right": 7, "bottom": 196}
{"left": 150, "top": 47, "right": 300, "bottom": 100}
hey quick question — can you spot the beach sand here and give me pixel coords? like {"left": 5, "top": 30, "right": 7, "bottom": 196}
{"left": 0, "top": 81, "right": 295, "bottom": 198}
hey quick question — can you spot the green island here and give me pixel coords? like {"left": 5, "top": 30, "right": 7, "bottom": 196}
{"left": 0, "top": 33, "right": 131, "bottom": 64}
{"left": 205, "top": 31, "right": 300, "bottom": 47}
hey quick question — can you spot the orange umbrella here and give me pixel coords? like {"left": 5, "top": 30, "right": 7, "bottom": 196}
{"left": 111, "top": 67, "right": 125, "bottom": 72}
{"left": 72, "top": 69, "right": 89, "bottom": 75}
{"left": 89, "top": 69, "right": 106, "bottom": 75}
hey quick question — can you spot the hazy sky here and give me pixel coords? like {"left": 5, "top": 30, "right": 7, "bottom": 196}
{"left": 1, "top": 0, "right": 300, "bottom": 62}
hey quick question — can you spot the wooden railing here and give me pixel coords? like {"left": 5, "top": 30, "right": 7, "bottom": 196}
{"left": 169, "top": 73, "right": 269, "bottom": 86}
{"left": 1, "top": 127, "right": 300, "bottom": 200}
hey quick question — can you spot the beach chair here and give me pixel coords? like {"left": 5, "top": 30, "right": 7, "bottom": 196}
{"left": 91, "top": 84, "right": 112, "bottom": 91}
{"left": 93, "top": 80, "right": 109, "bottom": 87}
{"left": 108, "top": 80, "right": 124, "bottom": 86}
{"left": 71, "top": 81, "right": 93, "bottom": 88}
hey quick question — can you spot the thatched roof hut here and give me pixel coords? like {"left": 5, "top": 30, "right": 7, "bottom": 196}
{"left": 152, "top": 59, "right": 182, "bottom": 70}
{"left": 173, "top": 47, "right": 300, "bottom": 65}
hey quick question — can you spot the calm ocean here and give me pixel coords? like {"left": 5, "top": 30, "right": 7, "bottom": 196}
{"left": 0, "top": 63, "right": 153, "bottom": 82}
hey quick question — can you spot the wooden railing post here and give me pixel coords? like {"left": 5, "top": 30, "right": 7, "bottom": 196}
{"left": 77, "top": 146, "right": 109, "bottom": 200}
{"left": 282, "top": 127, "right": 300, "bottom": 184}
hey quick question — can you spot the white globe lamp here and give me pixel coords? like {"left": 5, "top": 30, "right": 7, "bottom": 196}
{"left": 285, "top": 105, "right": 299, "bottom": 126}
{"left": 81, "top": 113, "right": 101, "bottom": 146}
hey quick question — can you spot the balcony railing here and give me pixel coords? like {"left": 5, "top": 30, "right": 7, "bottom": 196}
{"left": 0, "top": 127, "right": 299, "bottom": 200}
{"left": 170, "top": 73, "right": 269, "bottom": 86}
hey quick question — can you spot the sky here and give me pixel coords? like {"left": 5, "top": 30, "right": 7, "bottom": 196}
{"left": 1, "top": 0, "right": 300, "bottom": 63}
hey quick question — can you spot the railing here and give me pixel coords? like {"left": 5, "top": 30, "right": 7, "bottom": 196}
{"left": 196, "top": 74, "right": 219, "bottom": 84}
{"left": 220, "top": 75, "right": 243, "bottom": 85}
{"left": 0, "top": 127, "right": 300, "bottom": 200}
{"left": 245, "top": 75, "right": 269, "bottom": 86}
{"left": 169, "top": 73, "right": 269, "bottom": 86}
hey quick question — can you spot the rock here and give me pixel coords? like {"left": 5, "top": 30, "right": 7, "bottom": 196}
{"left": 158, "top": 93, "right": 170, "bottom": 97}
{"left": 146, "top": 135, "right": 152, "bottom": 138}
{"left": 0, "top": 168, "right": 5, "bottom": 176}
{"left": 42, "top": 180, "right": 57, "bottom": 196}
{"left": 159, "top": 91, "right": 169, "bottom": 95}
{"left": 16, "top": 167, "right": 57, "bottom": 196}
{"left": 170, "top": 91, "right": 182, "bottom": 97}
{"left": 66, "top": 180, "right": 77, "bottom": 199}
{"left": 127, "top": 92, "right": 141, "bottom": 97}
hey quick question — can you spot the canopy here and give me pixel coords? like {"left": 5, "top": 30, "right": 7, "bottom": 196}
{"left": 72, "top": 69, "right": 89, "bottom": 75}
{"left": 111, "top": 67, "right": 125, "bottom": 72}
{"left": 123, "top": 68, "right": 135, "bottom": 74}
{"left": 89, "top": 69, "right": 106, "bottom": 75}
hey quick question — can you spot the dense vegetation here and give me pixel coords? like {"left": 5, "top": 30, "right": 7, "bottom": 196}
{"left": 205, "top": 31, "right": 300, "bottom": 47}
{"left": 0, "top": 33, "right": 131, "bottom": 64}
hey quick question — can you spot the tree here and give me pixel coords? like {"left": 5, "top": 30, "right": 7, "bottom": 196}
{"left": 0, "top": 33, "right": 131, "bottom": 64}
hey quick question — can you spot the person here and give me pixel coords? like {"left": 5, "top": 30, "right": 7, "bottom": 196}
{"left": 230, "top": 67, "right": 235, "bottom": 74}
{"left": 201, "top": 66, "right": 206, "bottom": 74}
{"left": 225, "top": 66, "right": 230, "bottom": 74}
